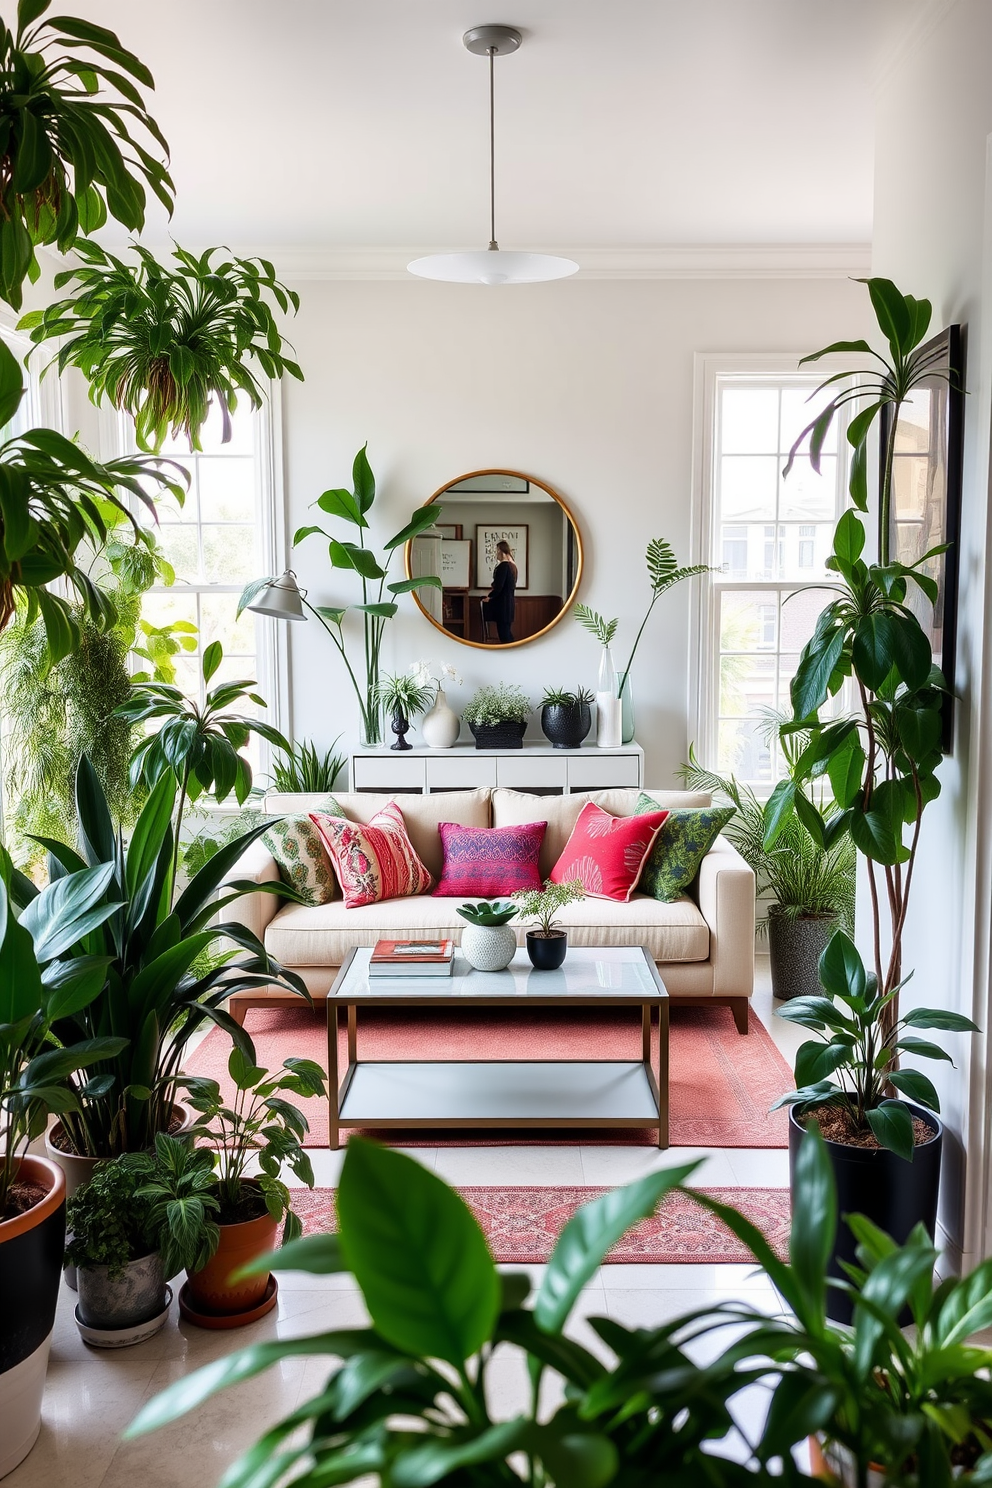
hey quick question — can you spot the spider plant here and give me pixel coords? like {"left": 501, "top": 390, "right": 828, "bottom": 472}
{"left": 373, "top": 671, "right": 434, "bottom": 723}
{"left": 270, "top": 736, "right": 346, "bottom": 794}
{"left": 19, "top": 241, "right": 304, "bottom": 450}
{"left": 0, "top": 0, "right": 173, "bottom": 310}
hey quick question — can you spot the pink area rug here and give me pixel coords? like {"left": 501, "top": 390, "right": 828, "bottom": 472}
{"left": 293, "top": 1184, "right": 791, "bottom": 1264}
{"left": 184, "top": 1004, "right": 793, "bottom": 1148}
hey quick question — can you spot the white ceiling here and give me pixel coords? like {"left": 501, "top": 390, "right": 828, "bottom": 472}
{"left": 81, "top": 0, "right": 921, "bottom": 255}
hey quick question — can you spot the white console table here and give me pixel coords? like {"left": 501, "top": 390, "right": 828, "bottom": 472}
{"left": 349, "top": 741, "right": 644, "bottom": 794}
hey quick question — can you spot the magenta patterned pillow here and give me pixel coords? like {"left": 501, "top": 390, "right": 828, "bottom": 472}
{"left": 433, "top": 820, "right": 546, "bottom": 898}
{"left": 310, "top": 801, "right": 434, "bottom": 909}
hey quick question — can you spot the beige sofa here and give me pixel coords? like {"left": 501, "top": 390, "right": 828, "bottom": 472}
{"left": 221, "top": 786, "right": 756, "bottom": 1031}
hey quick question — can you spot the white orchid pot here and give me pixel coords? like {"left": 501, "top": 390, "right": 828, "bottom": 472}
{"left": 421, "top": 688, "right": 460, "bottom": 749}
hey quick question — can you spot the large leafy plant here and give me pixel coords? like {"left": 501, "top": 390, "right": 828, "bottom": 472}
{"left": 16, "top": 756, "right": 307, "bottom": 1159}
{"left": 240, "top": 446, "right": 442, "bottom": 746}
{"left": 19, "top": 241, "right": 304, "bottom": 450}
{"left": 0, "top": 0, "right": 173, "bottom": 310}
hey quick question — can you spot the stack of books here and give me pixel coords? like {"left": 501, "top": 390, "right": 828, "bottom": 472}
{"left": 368, "top": 939, "right": 455, "bottom": 978}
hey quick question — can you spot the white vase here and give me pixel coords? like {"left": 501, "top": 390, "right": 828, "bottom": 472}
{"left": 596, "top": 693, "right": 621, "bottom": 748}
{"left": 460, "top": 923, "right": 517, "bottom": 971}
{"left": 421, "top": 687, "right": 460, "bottom": 749}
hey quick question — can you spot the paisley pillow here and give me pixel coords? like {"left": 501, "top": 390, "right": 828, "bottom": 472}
{"left": 310, "top": 800, "right": 434, "bottom": 909}
{"left": 263, "top": 798, "right": 345, "bottom": 906}
{"left": 635, "top": 792, "right": 736, "bottom": 902}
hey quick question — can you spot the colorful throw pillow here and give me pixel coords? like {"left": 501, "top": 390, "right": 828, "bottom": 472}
{"left": 310, "top": 800, "right": 434, "bottom": 909}
{"left": 549, "top": 801, "right": 668, "bottom": 903}
{"left": 263, "top": 798, "right": 346, "bottom": 906}
{"left": 635, "top": 792, "right": 736, "bottom": 902}
{"left": 433, "top": 821, "right": 547, "bottom": 898}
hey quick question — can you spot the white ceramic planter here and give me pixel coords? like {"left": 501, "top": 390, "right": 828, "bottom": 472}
{"left": 596, "top": 692, "right": 621, "bottom": 748}
{"left": 0, "top": 1341, "right": 50, "bottom": 1479}
{"left": 421, "top": 688, "right": 460, "bottom": 748}
{"left": 460, "top": 923, "right": 517, "bottom": 971}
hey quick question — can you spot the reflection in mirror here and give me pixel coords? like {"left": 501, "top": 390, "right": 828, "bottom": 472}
{"left": 406, "top": 470, "right": 583, "bottom": 648}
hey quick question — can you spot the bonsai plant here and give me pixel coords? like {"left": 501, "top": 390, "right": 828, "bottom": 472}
{"left": 462, "top": 682, "right": 532, "bottom": 749}
{"left": 240, "top": 446, "right": 442, "bottom": 746}
{"left": 679, "top": 741, "right": 856, "bottom": 1001}
{"left": 575, "top": 537, "right": 712, "bottom": 741}
{"left": 374, "top": 671, "right": 434, "bottom": 752}
{"left": 176, "top": 1048, "right": 325, "bottom": 1325}
{"left": 0, "top": 0, "right": 173, "bottom": 311}
{"left": 762, "top": 278, "right": 976, "bottom": 1302}
{"left": 19, "top": 240, "right": 304, "bottom": 451}
{"left": 455, "top": 898, "right": 519, "bottom": 971}
{"left": 270, "top": 735, "right": 346, "bottom": 793}
{"left": 513, "top": 878, "right": 585, "bottom": 970}
{"left": 540, "top": 686, "right": 594, "bottom": 749}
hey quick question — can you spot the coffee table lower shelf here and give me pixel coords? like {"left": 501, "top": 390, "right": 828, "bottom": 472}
{"left": 334, "top": 1059, "right": 664, "bottom": 1142}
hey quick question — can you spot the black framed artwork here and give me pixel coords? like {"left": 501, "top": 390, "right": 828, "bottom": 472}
{"left": 880, "top": 323, "right": 964, "bottom": 751}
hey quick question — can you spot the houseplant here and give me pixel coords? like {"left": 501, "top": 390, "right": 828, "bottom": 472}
{"left": 240, "top": 446, "right": 442, "bottom": 746}
{"left": 0, "top": 0, "right": 173, "bottom": 312}
{"left": 374, "top": 671, "right": 434, "bottom": 752}
{"left": 575, "top": 537, "right": 711, "bottom": 742}
{"left": 175, "top": 1048, "right": 325, "bottom": 1325}
{"left": 271, "top": 735, "right": 346, "bottom": 793}
{"left": 540, "top": 686, "right": 594, "bottom": 749}
{"left": 19, "top": 240, "right": 304, "bottom": 451}
{"left": 455, "top": 898, "right": 519, "bottom": 971}
{"left": 762, "top": 278, "right": 975, "bottom": 1304}
{"left": 462, "top": 682, "right": 531, "bottom": 749}
{"left": 513, "top": 878, "right": 585, "bottom": 970}
{"left": 412, "top": 658, "right": 463, "bottom": 748}
{"left": 679, "top": 742, "right": 855, "bottom": 1001}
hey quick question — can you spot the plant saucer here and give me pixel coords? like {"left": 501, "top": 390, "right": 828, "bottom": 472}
{"left": 178, "top": 1274, "right": 278, "bottom": 1330}
{"left": 74, "top": 1286, "right": 173, "bottom": 1348}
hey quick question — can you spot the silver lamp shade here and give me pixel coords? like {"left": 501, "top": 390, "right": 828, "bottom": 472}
{"left": 247, "top": 571, "right": 307, "bottom": 622}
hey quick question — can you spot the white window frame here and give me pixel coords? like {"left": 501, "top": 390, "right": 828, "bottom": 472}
{"left": 689, "top": 353, "right": 852, "bottom": 787}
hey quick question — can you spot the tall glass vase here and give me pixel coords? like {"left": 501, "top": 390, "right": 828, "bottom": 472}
{"left": 595, "top": 645, "right": 621, "bottom": 749}
{"left": 620, "top": 673, "right": 635, "bottom": 743}
{"left": 596, "top": 645, "right": 618, "bottom": 698}
{"left": 360, "top": 693, "right": 383, "bottom": 749}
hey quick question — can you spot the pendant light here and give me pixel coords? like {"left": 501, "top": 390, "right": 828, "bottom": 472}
{"left": 408, "top": 25, "right": 578, "bottom": 286}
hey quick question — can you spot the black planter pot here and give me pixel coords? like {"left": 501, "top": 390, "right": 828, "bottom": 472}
{"left": 768, "top": 909, "right": 839, "bottom": 1001}
{"left": 468, "top": 721, "right": 527, "bottom": 750}
{"left": 788, "top": 1102, "right": 943, "bottom": 1325}
{"left": 526, "top": 930, "right": 568, "bottom": 970}
{"left": 540, "top": 702, "right": 592, "bottom": 750}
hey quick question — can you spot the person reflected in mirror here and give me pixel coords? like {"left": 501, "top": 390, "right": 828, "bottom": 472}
{"left": 487, "top": 539, "right": 517, "bottom": 643}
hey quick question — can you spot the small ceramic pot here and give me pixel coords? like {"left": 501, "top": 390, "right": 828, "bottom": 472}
{"left": 76, "top": 1251, "right": 166, "bottom": 1333}
{"left": 460, "top": 923, "right": 517, "bottom": 972}
{"left": 540, "top": 702, "right": 592, "bottom": 750}
{"left": 421, "top": 688, "right": 460, "bottom": 748}
{"left": 526, "top": 931, "right": 568, "bottom": 970}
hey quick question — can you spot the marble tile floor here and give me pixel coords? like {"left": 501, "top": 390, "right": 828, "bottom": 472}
{"left": 9, "top": 955, "right": 800, "bottom": 1488}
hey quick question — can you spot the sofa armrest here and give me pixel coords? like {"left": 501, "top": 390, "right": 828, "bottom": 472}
{"left": 218, "top": 839, "right": 282, "bottom": 944}
{"left": 694, "top": 836, "right": 755, "bottom": 998}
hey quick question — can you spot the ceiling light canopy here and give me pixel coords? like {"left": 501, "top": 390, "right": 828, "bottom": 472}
{"left": 408, "top": 25, "right": 578, "bottom": 287}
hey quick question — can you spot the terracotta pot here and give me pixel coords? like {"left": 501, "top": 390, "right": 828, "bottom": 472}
{"left": 185, "top": 1191, "right": 278, "bottom": 1320}
{"left": 0, "top": 1156, "right": 66, "bottom": 1479}
{"left": 808, "top": 1435, "right": 886, "bottom": 1486}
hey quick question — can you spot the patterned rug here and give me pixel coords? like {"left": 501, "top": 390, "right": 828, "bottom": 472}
{"left": 185, "top": 1003, "right": 793, "bottom": 1148}
{"left": 292, "top": 1184, "right": 792, "bottom": 1264}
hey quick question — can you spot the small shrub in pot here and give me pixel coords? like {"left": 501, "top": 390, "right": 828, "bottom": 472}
{"left": 463, "top": 684, "right": 531, "bottom": 749}
{"left": 513, "top": 878, "right": 585, "bottom": 970}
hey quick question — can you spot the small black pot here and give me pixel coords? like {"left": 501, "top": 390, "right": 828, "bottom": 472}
{"left": 768, "top": 909, "right": 839, "bottom": 1001}
{"left": 390, "top": 708, "right": 412, "bottom": 751}
{"left": 541, "top": 702, "right": 592, "bottom": 750}
{"left": 788, "top": 1102, "right": 943, "bottom": 1325}
{"left": 468, "top": 721, "right": 527, "bottom": 750}
{"left": 526, "top": 930, "right": 568, "bottom": 970}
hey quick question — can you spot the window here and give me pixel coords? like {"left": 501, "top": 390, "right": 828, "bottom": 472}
{"left": 693, "top": 362, "right": 848, "bottom": 785}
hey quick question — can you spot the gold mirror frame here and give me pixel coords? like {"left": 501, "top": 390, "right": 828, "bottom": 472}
{"left": 404, "top": 468, "right": 584, "bottom": 650}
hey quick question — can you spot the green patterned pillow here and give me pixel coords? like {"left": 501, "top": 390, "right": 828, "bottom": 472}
{"left": 635, "top": 793, "right": 736, "bottom": 902}
{"left": 263, "top": 796, "right": 345, "bottom": 906}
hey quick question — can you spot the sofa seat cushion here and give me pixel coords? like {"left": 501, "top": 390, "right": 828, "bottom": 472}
{"left": 263, "top": 892, "right": 709, "bottom": 968}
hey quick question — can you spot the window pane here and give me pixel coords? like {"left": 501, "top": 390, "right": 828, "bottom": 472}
{"left": 719, "top": 455, "right": 778, "bottom": 521}
{"left": 201, "top": 525, "right": 257, "bottom": 583}
{"left": 780, "top": 386, "right": 837, "bottom": 455}
{"left": 720, "top": 388, "right": 779, "bottom": 453}
{"left": 718, "top": 717, "right": 773, "bottom": 782}
{"left": 720, "top": 590, "right": 778, "bottom": 652}
{"left": 780, "top": 586, "right": 830, "bottom": 652}
{"left": 198, "top": 457, "right": 255, "bottom": 521}
{"left": 890, "top": 455, "right": 930, "bottom": 521}
{"left": 720, "top": 653, "right": 775, "bottom": 717}
{"left": 199, "top": 593, "right": 256, "bottom": 658}
{"left": 893, "top": 389, "right": 931, "bottom": 454}
{"left": 779, "top": 455, "right": 836, "bottom": 522}
{"left": 777, "top": 522, "right": 834, "bottom": 581}
{"left": 156, "top": 524, "right": 200, "bottom": 577}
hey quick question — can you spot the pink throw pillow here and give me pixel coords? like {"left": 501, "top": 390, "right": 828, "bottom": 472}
{"left": 310, "top": 801, "right": 433, "bottom": 908}
{"left": 550, "top": 801, "right": 669, "bottom": 902}
{"left": 433, "top": 820, "right": 547, "bottom": 898}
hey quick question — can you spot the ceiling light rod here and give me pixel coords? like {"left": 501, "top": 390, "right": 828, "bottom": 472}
{"left": 408, "top": 24, "right": 578, "bottom": 286}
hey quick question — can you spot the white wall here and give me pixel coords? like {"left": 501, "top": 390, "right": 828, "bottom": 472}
{"left": 872, "top": 0, "right": 992, "bottom": 1264}
{"left": 277, "top": 274, "right": 870, "bottom": 783}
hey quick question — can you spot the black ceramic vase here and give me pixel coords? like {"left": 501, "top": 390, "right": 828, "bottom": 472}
{"left": 540, "top": 702, "right": 593, "bottom": 750}
{"left": 390, "top": 709, "right": 412, "bottom": 751}
{"left": 526, "top": 931, "right": 568, "bottom": 970}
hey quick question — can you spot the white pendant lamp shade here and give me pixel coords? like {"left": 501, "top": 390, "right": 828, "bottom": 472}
{"left": 247, "top": 570, "right": 307, "bottom": 622}
{"left": 408, "top": 26, "right": 578, "bottom": 286}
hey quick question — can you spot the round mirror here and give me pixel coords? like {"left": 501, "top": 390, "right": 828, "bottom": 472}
{"left": 405, "top": 470, "right": 583, "bottom": 648}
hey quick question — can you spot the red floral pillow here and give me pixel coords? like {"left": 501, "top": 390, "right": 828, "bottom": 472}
{"left": 310, "top": 801, "right": 433, "bottom": 908}
{"left": 433, "top": 821, "right": 546, "bottom": 898}
{"left": 549, "top": 801, "right": 669, "bottom": 902}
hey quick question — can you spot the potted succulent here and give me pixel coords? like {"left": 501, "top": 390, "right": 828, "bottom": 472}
{"left": 455, "top": 899, "right": 519, "bottom": 971}
{"left": 374, "top": 672, "right": 434, "bottom": 752}
{"left": 539, "top": 686, "right": 594, "bottom": 749}
{"left": 175, "top": 1049, "right": 326, "bottom": 1326}
{"left": 513, "top": 878, "right": 585, "bottom": 970}
{"left": 462, "top": 683, "right": 531, "bottom": 749}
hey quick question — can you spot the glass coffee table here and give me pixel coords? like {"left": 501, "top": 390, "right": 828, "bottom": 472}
{"left": 325, "top": 945, "right": 670, "bottom": 1149}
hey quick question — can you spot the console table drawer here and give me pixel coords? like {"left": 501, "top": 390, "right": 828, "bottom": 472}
{"left": 568, "top": 754, "right": 641, "bottom": 789}
{"left": 351, "top": 756, "right": 426, "bottom": 791}
{"left": 427, "top": 755, "right": 497, "bottom": 790}
{"left": 496, "top": 756, "right": 567, "bottom": 791}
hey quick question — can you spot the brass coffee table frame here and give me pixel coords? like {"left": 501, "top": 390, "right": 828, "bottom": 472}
{"left": 325, "top": 946, "right": 670, "bottom": 1150}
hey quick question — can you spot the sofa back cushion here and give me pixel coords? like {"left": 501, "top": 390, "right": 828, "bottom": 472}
{"left": 492, "top": 787, "right": 711, "bottom": 878}
{"left": 272, "top": 789, "right": 490, "bottom": 880}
